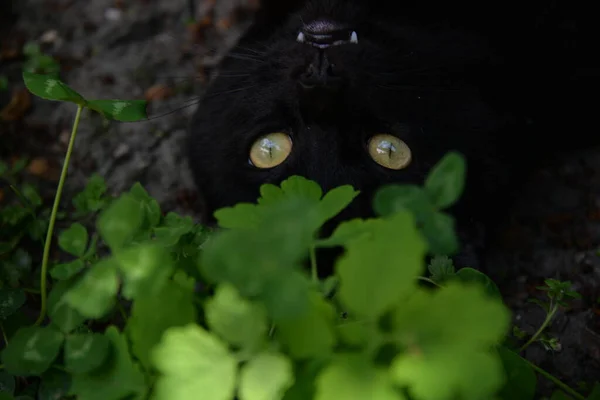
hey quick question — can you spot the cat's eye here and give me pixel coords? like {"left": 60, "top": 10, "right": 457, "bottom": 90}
{"left": 367, "top": 134, "right": 412, "bottom": 170}
{"left": 249, "top": 132, "right": 293, "bottom": 169}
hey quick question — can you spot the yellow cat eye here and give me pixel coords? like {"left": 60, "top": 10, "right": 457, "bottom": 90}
{"left": 249, "top": 132, "right": 293, "bottom": 169}
{"left": 367, "top": 134, "right": 412, "bottom": 170}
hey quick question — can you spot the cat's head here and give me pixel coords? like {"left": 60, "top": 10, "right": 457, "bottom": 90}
{"left": 187, "top": 0, "right": 519, "bottom": 225}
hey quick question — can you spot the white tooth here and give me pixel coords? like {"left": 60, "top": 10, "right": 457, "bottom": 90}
{"left": 296, "top": 32, "right": 305, "bottom": 43}
{"left": 350, "top": 31, "right": 358, "bottom": 44}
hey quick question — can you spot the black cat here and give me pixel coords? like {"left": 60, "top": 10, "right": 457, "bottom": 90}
{"left": 187, "top": 0, "right": 596, "bottom": 272}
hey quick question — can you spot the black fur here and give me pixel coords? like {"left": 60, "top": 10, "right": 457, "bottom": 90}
{"left": 187, "top": 0, "right": 596, "bottom": 273}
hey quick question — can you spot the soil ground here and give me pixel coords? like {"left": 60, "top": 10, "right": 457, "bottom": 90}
{"left": 1, "top": 0, "right": 599, "bottom": 397}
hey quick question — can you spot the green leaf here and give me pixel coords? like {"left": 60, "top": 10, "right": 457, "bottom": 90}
{"left": 151, "top": 324, "right": 237, "bottom": 400}
{"left": 3, "top": 249, "right": 33, "bottom": 286}
{"left": 279, "top": 176, "right": 323, "bottom": 201}
{"left": 239, "top": 352, "right": 295, "bottom": 400}
{"left": 496, "top": 346, "right": 536, "bottom": 400}
{"left": 205, "top": 283, "right": 268, "bottom": 350}
{"left": 390, "top": 283, "right": 510, "bottom": 400}
{"left": 64, "top": 333, "right": 111, "bottom": 374}
{"left": 65, "top": 258, "right": 119, "bottom": 319}
{"left": 50, "top": 259, "right": 86, "bottom": 281}
{"left": 201, "top": 198, "right": 318, "bottom": 299}
{"left": 315, "top": 218, "right": 379, "bottom": 248}
{"left": 97, "top": 194, "right": 144, "bottom": 251}
{"left": 215, "top": 203, "right": 263, "bottom": 229}
{"left": 373, "top": 184, "right": 431, "bottom": 217}
{"left": 0, "top": 393, "right": 13, "bottom": 400}
{"left": 282, "top": 360, "right": 326, "bottom": 400}
{"left": 69, "top": 326, "right": 147, "bottom": 400}
{"left": 87, "top": 99, "right": 148, "bottom": 122}
{"left": 315, "top": 354, "right": 403, "bottom": 400}
{"left": 0, "top": 372, "right": 15, "bottom": 395}
{"left": 48, "top": 280, "right": 86, "bottom": 333}
{"left": 58, "top": 223, "right": 88, "bottom": 257}
{"left": 337, "top": 319, "right": 370, "bottom": 347}
{"left": 1, "top": 326, "right": 64, "bottom": 376}
{"left": 420, "top": 211, "right": 459, "bottom": 255}
{"left": 392, "top": 349, "right": 504, "bottom": 400}
{"left": 38, "top": 369, "right": 71, "bottom": 400}
{"left": 72, "top": 174, "right": 107, "bottom": 214}
{"left": 427, "top": 255, "right": 455, "bottom": 284}
{"left": 260, "top": 270, "right": 311, "bottom": 321}
{"left": 424, "top": 151, "right": 466, "bottom": 209}
{"left": 114, "top": 243, "right": 173, "bottom": 300}
{"left": 22, "top": 72, "right": 86, "bottom": 104}
{"left": 0, "top": 289, "right": 26, "bottom": 319}
{"left": 336, "top": 211, "right": 427, "bottom": 318}
{"left": 127, "top": 272, "right": 196, "bottom": 370}
{"left": 20, "top": 184, "right": 42, "bottom": 208}
{"left": 257, "top": 184, "right": 285, "bottom": 205}
{"left": 315, "top": 185, "right": 360, "bottom": 224}
{"left": 454, "top": 267, "right": 502, "bottom": 300}
{"left": 277, "top": 294, "right": 337, "bottom": 360}
{"left": 153, "top": 212, "right": 194, "bottom": 246}
{"left": 129, "top": 182, "right": 162, "bottom": 229}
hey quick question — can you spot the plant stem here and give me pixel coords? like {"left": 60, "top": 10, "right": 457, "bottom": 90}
{"left": 310, "top": 245, "right": 318, "bottom": 283}
{"left": 417, "top": 276, "right": 443, "bottom": 288}
{"left": 523, "top": 358, "right": 585, "bottom": 400}
{"left": 116, "top": 300, "right": 128, "bottom": 321}
{"left": 0, "top": 321, "right": 7, "bottom": 344}
{"left": 35, "top": 104, "right": 84, "bottom": 326}
{"left": 519, "top": 302, "right": 558, "bottom": 353}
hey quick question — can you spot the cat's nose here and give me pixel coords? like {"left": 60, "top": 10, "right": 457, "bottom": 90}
{"left": 296, "top": 20, "right": 358, "bottom": 49}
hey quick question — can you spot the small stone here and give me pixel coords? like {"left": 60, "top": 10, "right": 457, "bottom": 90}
{"left": 113, "top": 143, "right": 130, "bottom": 159}
{"left": 40, "top": 29, "right": 59, "bottom": 44}
{"left": 105, "top": 8, "right": 122, "bottom": 22}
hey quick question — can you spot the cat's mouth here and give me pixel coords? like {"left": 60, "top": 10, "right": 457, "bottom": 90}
{"left": 296, "top": 19, "right": 358, "bottom": 49}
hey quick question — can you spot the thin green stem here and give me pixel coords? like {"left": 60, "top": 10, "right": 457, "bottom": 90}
{"left": 35, "top": 104, "right": 84, "bottom": 326}
{"left": 519, "top": 302, "right": 558, "bottom": 353}
{"left": 417, "top": 276, "right": 443, "bottom": 288}
{"left": 310, "top": 245, "right": 318, "bottom": 283}
{"left": 9, "top": 184, "right": 36, "bottom": 216}
{"left": 116, "top": 301, "right": 128, "bottom": 321}
{"left": 0, "top": 321, "right": 8, "bottom": 345}
{"left": 523, "top": 358, "right": 585, "bottom": 400}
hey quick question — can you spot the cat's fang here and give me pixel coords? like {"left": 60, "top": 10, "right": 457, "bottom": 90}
{"left": 297, "top": 32, "right": 305, "bottom": 43}
{"left": 350, "top": 31, "right": 358, "bottom": 44}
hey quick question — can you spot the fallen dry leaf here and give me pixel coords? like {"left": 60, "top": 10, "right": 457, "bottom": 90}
{"left": 0, "top": 88, "right": 32, "bottom": 121}
{"left": 26, "top": 157, "right": 50, "bottom": 177}
{"left": 25, "top": 156, "right": 60, "bottom": 181}
{"left": 145, "top": 84, "right": 175, "bottom": 102}
{"left": 216, "top": 17, "right": 233, "bottom": 32}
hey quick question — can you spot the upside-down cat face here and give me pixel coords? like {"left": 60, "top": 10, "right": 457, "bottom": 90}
{"left": 187, "top": 0, "right": 529, "bottom": 227}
